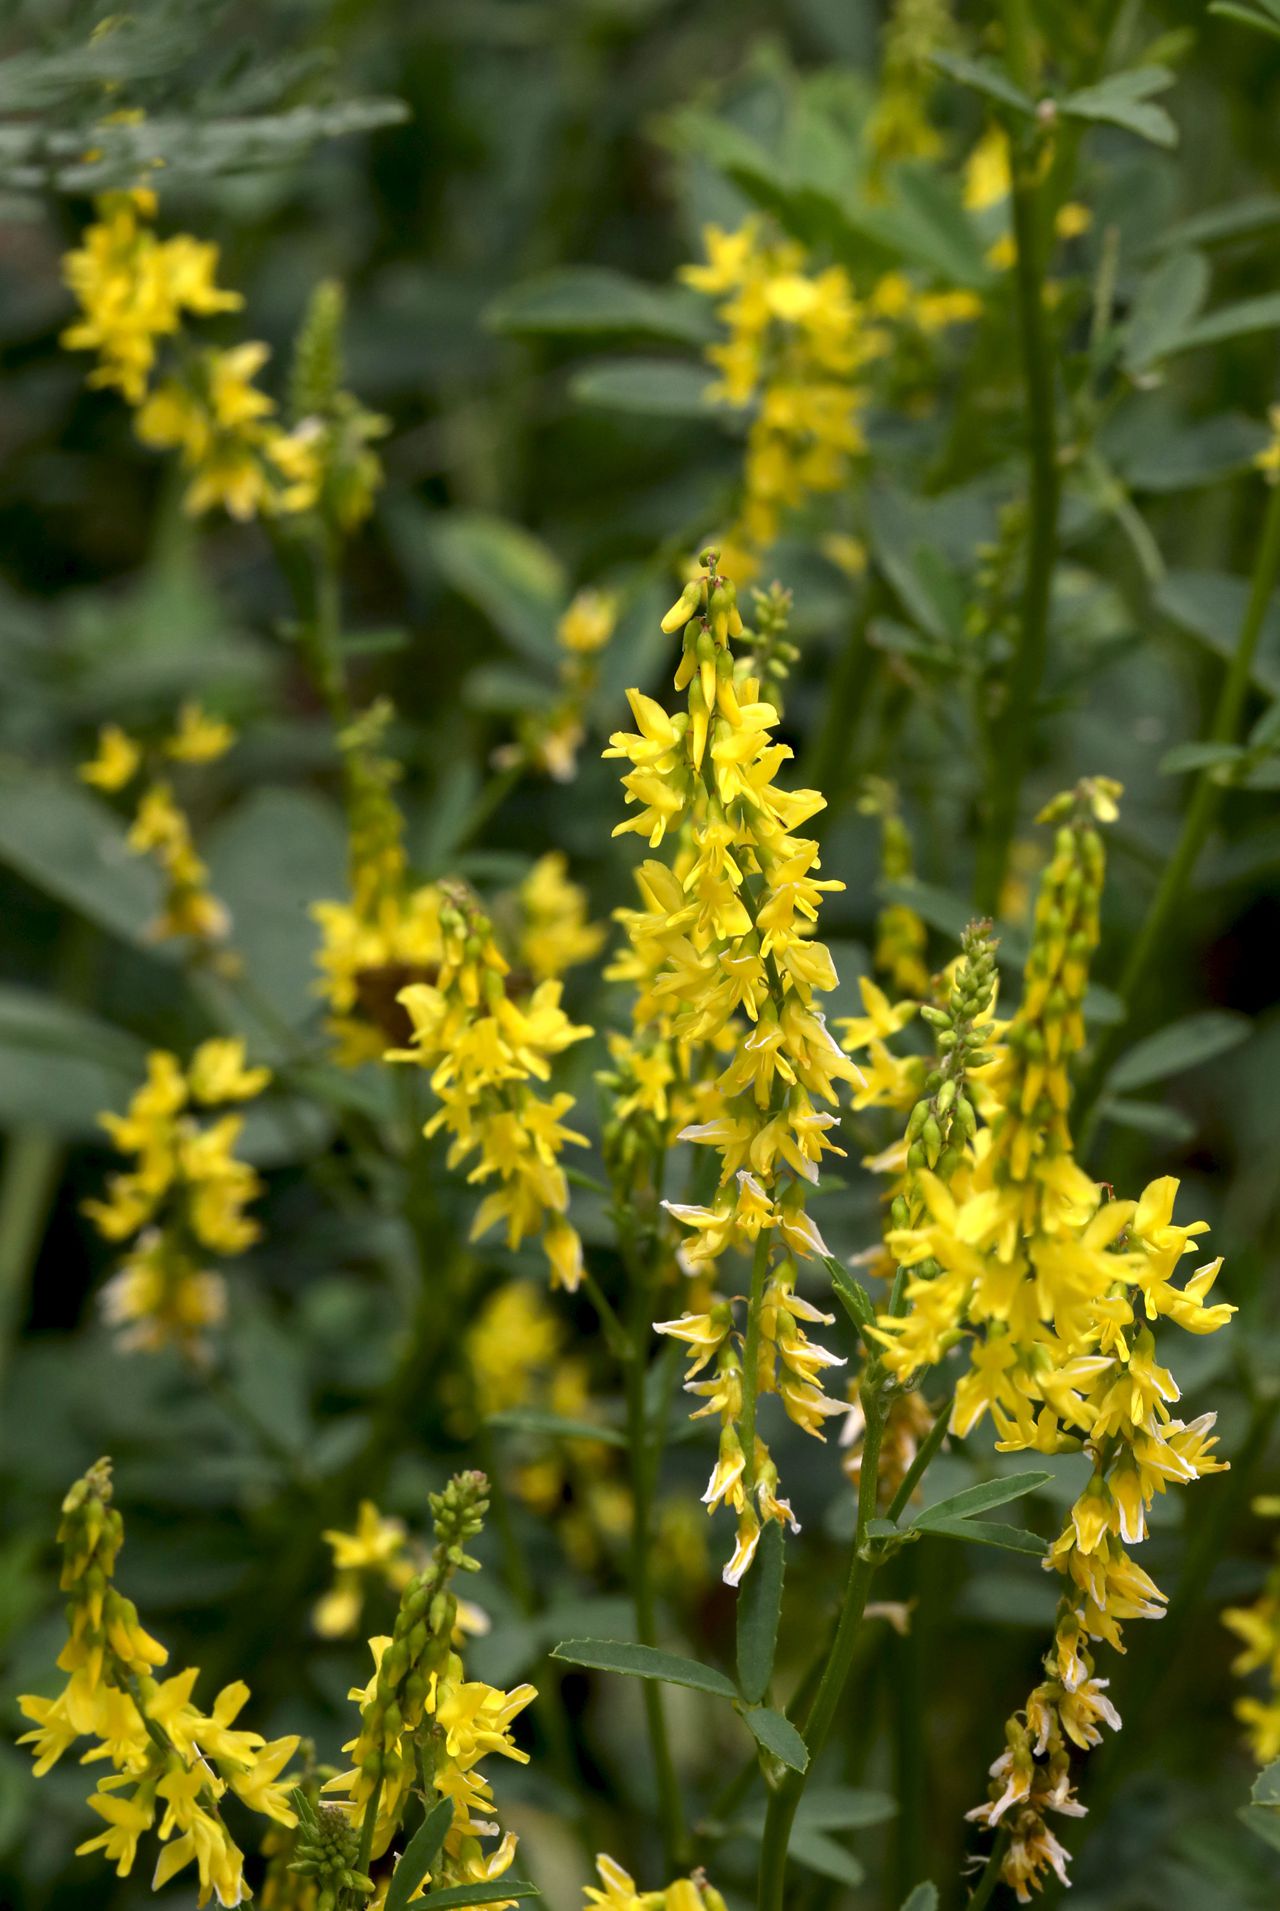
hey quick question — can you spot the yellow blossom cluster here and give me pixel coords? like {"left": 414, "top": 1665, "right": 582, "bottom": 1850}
{"left": 519, "top": 849, "right": 608, "bottom": 981}
{"left": 606, "top": 554, "right": 862, "bottom": 1581}
{"left": 1224, "top": 1498, "right": 1280, "bottom": 1764}
{"left": 583, "top": 1852, "right": 727, "bottom": 1909}
{"left": 845, "top": 782, "right": 1233, "bottom": 1897}
{"left": 18, "top": 1459, "right": 298, "bottom": 1907}
{"left": 314, "top": 1500, "right": 415, "bottom": 1640}
{"left": 390, "top": 883, "right": 592, "bottom": 1290}
{"left": 84, "top": 1039, "right": 270, "bottom": 1358}
{"left": 63, "top": 189, "right": 326, "bottom": 520}
{"left": 681, "top": 222, "right": 980, "bottom": 570}
{"left": 323, "top": 1472, "right": 534, "bottom": 1899}
{"left": 312, "top": 695, "right": 598, "bottom": 1061}
{"left": 495, "top": 586, "right": 620, "bottom": 782}
{"left": 80, "top": 702, "right": 235, "bottom": 946}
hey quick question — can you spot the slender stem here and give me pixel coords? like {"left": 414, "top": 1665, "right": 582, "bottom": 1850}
{"left": 755, "top": 1379, "right": 887, "bottom": 1910}
{"left": 477, "top": 1425, "right": 589, "bottom": 1850}
{"left": 1075, "top": 476, "right": 1280, "bottom": 1139}
{"left": 738, "top": 1231, "right": 773, "bottom": 1494}
{"left": 623, "top": 1318, "right": 688, "bottom": 1870}
{"left": 966, "top": 1831, "right": 1009, "bottom": 1910}
{"left": 581, "top": 1266, "right": 631, "bottom": 1362}
{"left": 974, "top": 98, "right": 1060, "bottom": 915}
{"left": 887, "top": 1391, "right": 953, "bottom": 1524}
{"left": 355, "top": 1774, "right": 383, "bottom": 1882}
{"left": 0, "top": 1129, "right": 62, "bottom": 1386}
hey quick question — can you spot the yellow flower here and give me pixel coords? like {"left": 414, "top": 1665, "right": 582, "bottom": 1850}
{"left": 558, "top": 587, "right": 618, "bottom": 654}
{"left": 80, "top": 723, "right": 141, "bottom": 792}
{"left": 165, "top": 702, "right": 236, "bottom": 764}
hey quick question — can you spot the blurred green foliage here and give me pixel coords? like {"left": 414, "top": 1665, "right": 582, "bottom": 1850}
{"left": 3, "top": 2, "right": 1280, "bottom": 1908}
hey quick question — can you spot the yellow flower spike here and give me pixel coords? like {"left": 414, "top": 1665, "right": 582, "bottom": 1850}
{"left": 611, "top": 556, "right": 859, "bottom": 1581}
{"left": 85, "top": 1043, "right": 267, "bottom": 1357}
{"left": 20, "top": 1461, "right": 294, "bottom": 1905}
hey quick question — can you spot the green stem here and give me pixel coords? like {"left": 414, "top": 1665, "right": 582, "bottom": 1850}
{"left": 755, "top": 1377, "right": 887, "bottom": 1910}
{"left": 622, "top": 1319, "right": 687, "bottom": 1871}
{"left": 966, "top": 1830, "right": 1009, "bottom": 1910}
{"left": 1075, "top": 475, "right": 1280, "bottom": 1139}
{"left": 886, "top": 1391, "right": 953, "bottom": 1524}
{"left": 738, "top": 1231, "right": 773, "bottom": 1495}
{"left": 974, "top": 100, "right": 1059, "bottom": 916}
{"left": 0, "top": 1129, "right": 62, "bottom": 1388}
{"left": 355, "top": 1774, "right": 383, "bottom": 1884}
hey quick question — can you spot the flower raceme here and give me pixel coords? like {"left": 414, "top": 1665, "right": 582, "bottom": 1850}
{"left": 608, "top": 554, "right": 861, "bottom": 1582}
{"left": 18, "top": 1460, "right": 298, "bottom": 1908}
{"left": 680, "top": 220, "right": 980, "bottom": 572}
{"left": 81, "top": 702, "right": 235, "bottom": 948}
{"left": 21, "top": 1466, "right": 530, "bottom": 1908}
{"left": 322, "top": 1472, "right": 533, "bottom": 1899}
{"left": 62, "top": 189, "right": 384, "bottom": 527}
{"left": 845, "top": 782, "right": 1234, "bottom": 1898}
{"left": 84, "top": 1039, "right": 270, "bottom": 1358}
{"left": 389, "top": 882, "right": 592, "bottom": 1291}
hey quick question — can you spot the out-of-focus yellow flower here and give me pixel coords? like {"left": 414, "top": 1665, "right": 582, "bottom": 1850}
{"left": 558, "top": 588, "right": 618, "bottom": 655}
{"left": 518, "top": 852, "right": 605, "bottom": 983}
{"left": 164, "top": 702, "right": 236, "bottom": 764}
{"left": 80, "top": 723, "right": 142, "bottom": 792}
{"left": 85, "top": 1042, "right": 269, "bottom": 1358}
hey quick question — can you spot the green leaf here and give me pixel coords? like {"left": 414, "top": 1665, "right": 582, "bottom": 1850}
{"left": 1211, "top": 1, "right": 1280, "bottom": 41}
{"left": 1108, "top": 1010, "right": 1251, "bottom": 1092}
{"left": 901, "top": 1886, "right": 940, "bottom": 1911}
{"left": 824, "top": 1255, "right": 877, "bottom": 1334}
{"left": 874, "top": 163, "right": 991, "bottom": 289}
{"left": 1061, "top": 67, "right": 1178, "bottom": 148}
{"left": 568, "top": 358, "right": 714, "bottom": 418}
{"left": 787, "top": 1826, "right": 865, "bottom": 1887}
{"left": 1122, "top": 251, "right": 1209, "bottom": 372}
{"left": 202, "top": 787, "right": 347, "bottom": 1036}
{"left": 1159, "top": 740, "right": 1245, "bottom": 776}
{"left": 0, "top": 987, "right": 149, "bottom": 1139}
{"left": 412, "top": 511, "right": 566, "bottom": 663}
{"left": 1253, "top": 1758, "right": 1280, "bottom": 1807}
{"left": 1121, "top": 412, "right": 1269, "bottom": 493}
{"left": 736, "top": 1517, "right": 785, "bottom": 1704}
{"left": 929, "top": 51, "right": 1035, "bottom": 115}
{"left": 0, "top": 985, "right": 146, "bottom": 1076}
{"left": 917, "top": 1517, "right": 1047, "bottom": 1556}
{"left": 863, "top": 1518, "right": 901, "bottom": 1541}
{"left": 1099, "top": 1099, "right": 1197, "bottom": 1144}
{"left": 420, "top": 1887, "right": 540, "bottom": 1908}
{"left": 1163, "top": 291, "right": 1280, "bottom": 356}
{"left": 742, "top": 1704, "right": 809, "bottom": 1772}
{"left": 0, "top": 765, "right": 163, "bottom": 948}
{"left": 1150, "top": 194, "right": 1280, "bottom": 254}
{"left": 551, "top": 1639, "right": 738, "bottom": 1699}
{"left": 1156, "top": 569, "right": 1280, "bottom": 697}
{"left": 797, "top": 1786, "right": 898, "bottom": 1832}
{"left": 487, "top": 1410, "right": 627, "bottom": 1448}
{"left": 1240, "top": 1802, "right": 1280, "bottom": 1853}
{"left": 385, "top": 1798, "right": 455, "bottom": 1911}
{"left": 912, "top": 1471, "right": 1051, "bottom": 1529}
{"left": 486, "top": 268, "right": 713, "bottom": 345}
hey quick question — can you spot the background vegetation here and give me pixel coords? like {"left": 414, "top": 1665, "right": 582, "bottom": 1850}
{"left": 3, "top": 1, "right": 1280, "bottom": 1907}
